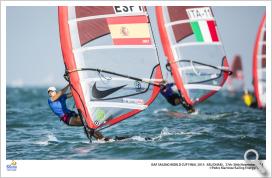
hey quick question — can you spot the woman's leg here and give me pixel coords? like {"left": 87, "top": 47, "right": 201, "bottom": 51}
{"left": 68, "top": 115, "right": 83, "bottom": 126}
{"left": 68, "top": 115, "right": 107, "bottom": 140}
{"left": 93, "top": 131, "right": 105, "bottom": 140}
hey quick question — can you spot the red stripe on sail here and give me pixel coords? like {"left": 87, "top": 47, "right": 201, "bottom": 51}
{"left": 207, "top": 20, "right": 219, "bottom": 42}
{"left": 107, "top": 15, "right": 148, "bottom": 24}
{"left": 112, "top": 38, "right": 151, "bottom": 45}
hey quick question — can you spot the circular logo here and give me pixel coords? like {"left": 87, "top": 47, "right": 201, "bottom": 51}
{"left": 94, "top": 120, "right": 100, "bottom": 126}
{"left": 134, "top": 81, "right": 142, "bottom": 90}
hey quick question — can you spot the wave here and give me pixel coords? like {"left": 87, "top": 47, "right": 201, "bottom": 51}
{"left": 153, "top": 127, "right": 202, "bottom": 140}
{"left": 153, "top": 108, "right": 169, "bottom": 114}
{"left": 34, "top": 133, "right": 59, "bottom": 146}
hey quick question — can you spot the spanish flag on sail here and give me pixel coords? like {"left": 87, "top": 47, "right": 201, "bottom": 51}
{"left": 107, "top": 16, "right": 151, "bottom": 45}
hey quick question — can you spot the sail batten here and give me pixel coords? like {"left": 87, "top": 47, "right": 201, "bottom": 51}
{"left": 184, "top": 84, "right": 221, "bottom": 90}
{"left": 172, "top": 42, "right": 222, "bottom": 48}
{"left": 73, "top": 45, "right": 156, "bottom": 53}
{"left": 165, "top": 17, "right": 215, "bottom": 27}
{"left": 69, "top": 12, "right": 148, "bottom": 23}
{"left": 90, "top": 102, "right": 147, "bottom": 110}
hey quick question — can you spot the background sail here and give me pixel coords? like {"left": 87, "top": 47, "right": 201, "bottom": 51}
{"left": 59, "top": 6, "right": 162, "bottom": 129}
{"left": 253, "top": 14, "right": 266, "bottom": 108}
{"left": 156, "top": 6, "right": 230, "bottom": 106}
{"left": 226, "top": 55, "right": 244, "bottom": 92}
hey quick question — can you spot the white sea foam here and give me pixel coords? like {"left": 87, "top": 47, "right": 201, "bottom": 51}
{"left": 153, "top": 108, "right": 169, "bottom": 114}
{"left": 34, "top": 133, "right": 58, "bottom": 145}
{"left": 190, "top": 109, "right": 199, "bottom": 115}
{"left": 130, "top": 136, "right": 149, "bottom": 141}
{"left": 153, "top": 127, "right": 202, "bottom": 141}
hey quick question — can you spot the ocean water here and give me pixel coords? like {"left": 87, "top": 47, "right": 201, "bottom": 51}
{"left": 6, "top": 87, "right": 266, "bottom": 160}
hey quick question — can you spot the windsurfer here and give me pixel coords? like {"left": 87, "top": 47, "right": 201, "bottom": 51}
{"left": 47, "top": 84, "right": 106, "bottom": 140}
{"left": 242, "top": 90, "right": 258, "bottom": 108}
{"left": 160, "top": 83, "right": 195, "bottom": 113}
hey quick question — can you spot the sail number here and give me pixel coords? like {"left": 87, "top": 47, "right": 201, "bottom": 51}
{"left": 114, "top": 6, "right": 144, "bottom": 14}
{"left": 186, "top": 7, "right": 213, "bottom": 20}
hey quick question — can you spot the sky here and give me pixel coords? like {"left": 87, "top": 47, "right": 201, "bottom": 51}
{"left": 6, "top": 6, "right": 265, "bottom": 90}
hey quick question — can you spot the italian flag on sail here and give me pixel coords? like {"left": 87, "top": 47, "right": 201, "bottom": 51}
{"left": 187, "top": 7, "right": 219, "bottom": 43}
{"left": 107, "top": 16, "right": 151, "bottom": 45}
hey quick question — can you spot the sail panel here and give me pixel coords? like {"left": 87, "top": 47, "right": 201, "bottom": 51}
{"left": 75, "top": 7, "right": 114, "bottom": 46}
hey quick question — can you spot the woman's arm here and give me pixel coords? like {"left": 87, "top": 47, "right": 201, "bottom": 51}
{"left": 66, "top": 92, "right": 73, "bottom": 98}
{"left": 61, "top": 84, "right": 70, "bottom": 93}
{"left": 51, "top": 84, "right": 70, "bottom": 101}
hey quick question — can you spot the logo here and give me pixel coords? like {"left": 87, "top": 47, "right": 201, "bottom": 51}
{"left": 96, "top": 109, "right": 106, "bottom": 121}
{"left": 120, "top": 26, "right": 129, "bottom": 36}
{"left": 93, "top": 109, "right": 106, "bottom": 126}
{"left": 92, "top": 82, "right": 127, "bottom": 99}
{"left": 6, "top": 160, "right": 17, "bottom": 171}
{"left": 134, "top": 81, "right": 143, "bottom": 91}
{"left": 123, "top": 98, "right": 144, "bottom": 105}
{"left": 94, "top": 120, "right": 100, "bottom": 126}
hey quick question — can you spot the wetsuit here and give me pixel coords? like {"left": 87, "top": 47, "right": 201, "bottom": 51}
{"left": 48, "top": 94, "right": 78, "bottom": 125}
{"left": 160, "top": 83, "right": 195, "bottom": 113}
{"left": 160, "top": 83, "right": 181, "bottom": 106}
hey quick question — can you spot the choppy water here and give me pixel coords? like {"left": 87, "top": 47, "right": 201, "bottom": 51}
{"left": 6, "top": 87, "right": 266, "bottom": 160}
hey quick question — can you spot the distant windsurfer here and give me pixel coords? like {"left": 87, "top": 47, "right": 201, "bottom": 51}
{"left": 160, "top": 83, "right": 195, "bottom": 113}
{"left": 242, "top": 90, "right": 258, "bottom": 108}
{"left": 47, "top": 85, "right": 106, "bottom": 140}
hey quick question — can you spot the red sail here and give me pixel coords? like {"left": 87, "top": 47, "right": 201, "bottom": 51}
{"left": 59, "top": 6, "right": 162, "bottom": 130}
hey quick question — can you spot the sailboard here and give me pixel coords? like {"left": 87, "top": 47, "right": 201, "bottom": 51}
{"left": 58, "top": 6, "right": 163, "bottom": 131}
{"left": 253, "top": 14, "right": 266, "bottom": 109}
{"left": 226, "top": 55, "right": 244, "bottom": 92}
{"left": 156, "top": 6, "right": 231, "bottom": 106}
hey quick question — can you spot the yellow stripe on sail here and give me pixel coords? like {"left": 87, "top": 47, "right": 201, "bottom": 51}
{"left": 108, "top": 23, "right": 150, "bottom": 39}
